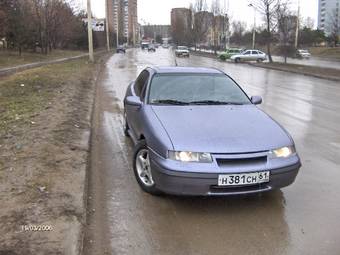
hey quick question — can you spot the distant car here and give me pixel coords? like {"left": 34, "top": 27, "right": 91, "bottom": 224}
{"left": 148, "top": 44, "right": 156, "bottom": 52}
{"left": 230, "top": 50, "right": 267, "bottom": 63}
{"left": 123, "top": 66, "right": 301, "bottom": 196}
{"left": 116, "top": 45, "right": 126, "bottom": 53}
{"left": 175, "top": 46, "right": 190, "bottom": 57}
{"left": 218, "top": 48, "right": 244, "bottom": 61}
{"left": 162, "top": 44, "right": 169, "bottom": 48}
{"left": 296, "top": 49, "right": 311, "bottom": 59}
{"left": 141, "top": 42, "right": 149, "bottom": 50}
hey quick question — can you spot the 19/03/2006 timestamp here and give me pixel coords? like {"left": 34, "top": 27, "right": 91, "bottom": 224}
{"left": 21, "top": 225, "right": 53, "bottom": 232}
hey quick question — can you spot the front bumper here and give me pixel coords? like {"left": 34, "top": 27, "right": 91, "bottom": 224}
{"left": 176, "top": 52, "right": 189, "bottom": 56}
{"left": 149, "top": 150, "right": 301, "bottom": 196}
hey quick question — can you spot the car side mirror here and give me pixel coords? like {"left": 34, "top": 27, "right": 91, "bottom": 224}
{"left": 251, "top": 96, "right": 262, "bottom": 105}
{"left": 126, "top": 96, "right": 142, "bottom": 107}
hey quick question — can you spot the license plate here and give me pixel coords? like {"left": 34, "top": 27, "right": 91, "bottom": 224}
{"left": 218, "top": 171, "right": 270, "bottom": 186}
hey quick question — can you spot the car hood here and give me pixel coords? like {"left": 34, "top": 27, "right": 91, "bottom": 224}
{"left": 151, "top": 105, "right": 292, "bottom": 153}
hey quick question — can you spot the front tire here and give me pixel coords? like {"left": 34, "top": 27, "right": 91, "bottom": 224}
{"left": 123, "top": 111, "right": 130, "bottom": 137}
{"left": 133, "top": 140, "right": 161, "bottom": 195}
{"left": 235, "top": 58, "right": 241, "bottom": 63}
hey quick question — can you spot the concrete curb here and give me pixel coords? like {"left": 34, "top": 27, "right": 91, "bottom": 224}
{"left": 77, "top": 53, "right": 112, "bottom": 255}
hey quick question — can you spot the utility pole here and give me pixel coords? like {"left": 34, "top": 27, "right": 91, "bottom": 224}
{"left": 87, "top": 0, "right": 94, "bottom": 62}
{"left": 294, "top": 0, "right": 300, "bottom": 49}
{"left": 116, "top": 2, "right": 119, "bottom": 47}
{"left": 248, "top": 4, "right": 256, "bottom": 49}
{"left": 105, "top": 0, "right": 110, "bottom": 51}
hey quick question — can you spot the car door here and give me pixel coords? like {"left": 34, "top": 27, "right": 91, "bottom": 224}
{"left": 126, "top": 70, "right": 150, "bottom": 138}
{"left": 251, "top": 50, "right": 259, "bottom": 60}
{"left": 242, "top": 50, "right": 252, "bottom": 61}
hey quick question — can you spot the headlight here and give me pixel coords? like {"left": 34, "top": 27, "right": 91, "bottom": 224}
{"left": 270, "top": 146, "right": 295, "bottom": 158}
{"left": 168, "top": 151, "right": 212, "bottom": 163}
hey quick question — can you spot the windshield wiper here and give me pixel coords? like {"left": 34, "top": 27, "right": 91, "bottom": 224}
{"left": 152, "top": 99, "right": 189, "bottom": 105}
{"left": 189, "top": 100, "right": 244, "bottom": 105}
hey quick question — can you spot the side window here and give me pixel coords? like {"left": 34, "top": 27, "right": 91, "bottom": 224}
{"left": 244, "top": 51, "right": 251, "bottom": 55}
{"left": 134, "top": 70, "right": 150, "bottom": 97}
{"left": 252, "top": 51, "right": 258, "bottom": 55}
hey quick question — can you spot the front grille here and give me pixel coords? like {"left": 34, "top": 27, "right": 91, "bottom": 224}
{"left": 210, "top": 184, "right": 270, "bottom": 194}
{"left": 216, "top": 156, "right": 267, "bottom": 168}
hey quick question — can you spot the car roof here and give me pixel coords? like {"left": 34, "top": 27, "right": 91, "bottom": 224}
{"left": 150, "top": 66, "right": 223, "bottom": 74}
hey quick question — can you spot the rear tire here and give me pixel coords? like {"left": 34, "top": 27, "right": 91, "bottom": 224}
{"left": 133, "top": 140, "right": 161, "bottom": 195}
{"left": 256, "top": 58, "right": 263, "bottom": 63}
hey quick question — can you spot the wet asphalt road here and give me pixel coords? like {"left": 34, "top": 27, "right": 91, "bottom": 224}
{"left": 83, "top": 48, "right": 340, "bottom": 255}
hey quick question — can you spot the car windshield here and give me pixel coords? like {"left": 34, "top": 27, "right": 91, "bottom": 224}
{"left": 148, "top": 74, "right": 251, "bottom": 105}
{"left": 178, "top": 46, "right": 188, "bottom": 50}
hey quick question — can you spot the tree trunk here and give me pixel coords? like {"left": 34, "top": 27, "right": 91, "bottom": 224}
{"left": 266, "top": 4, "right": 273, "bottom": 63}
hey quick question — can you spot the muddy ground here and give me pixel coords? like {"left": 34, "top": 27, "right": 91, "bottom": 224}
{"left": 0, "top": 55, "right": 109, "bottom": 255}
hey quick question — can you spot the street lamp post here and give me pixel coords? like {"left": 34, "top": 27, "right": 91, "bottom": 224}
{"left": 87, "top": 0, "right": 94, "bottom": 62}
{"left": 248, "top": 3, "right": 256, "bottom": 49}
{"left": 116, "top": 3, "right": 119, "bottom": 47}
{"left": 105, "top": 0, "right": 110, "bottom": 51}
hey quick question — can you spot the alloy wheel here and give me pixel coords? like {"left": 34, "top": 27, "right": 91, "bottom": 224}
{"left": 135, "top": 149, "right": 154, "bottom": 187}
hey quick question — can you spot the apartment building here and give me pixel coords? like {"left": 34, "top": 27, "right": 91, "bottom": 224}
{"left": 318, "top": 0, "right": 340, "bottom": 35}
{"left": 107, "top": 0, "right": 138, "bottom": 44}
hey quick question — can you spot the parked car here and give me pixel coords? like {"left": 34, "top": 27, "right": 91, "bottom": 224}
{"left": 162, "top": 44, "right": 169, "bottom": 48}
{"left": 123, "top": 66, "right": 301, "bottom": 196}
{"left": 175, "top": 46, "right": 190, "bottom": 57}
{"left": 116, "top": 45, "right": 126, "bottom": 53}
{"left": 148, "top": 44, "right": 156, "bottom": 52}
{"left": 296, "top": 49, "right": 311, "bottom": 59}
{"left": 218, "top": 48, "right": 244, "bottom": 61}
{"left": 230, "top": 50, "right": 267, "bottom": 63}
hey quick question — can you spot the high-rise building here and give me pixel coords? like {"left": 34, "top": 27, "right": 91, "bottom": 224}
{"left": 318, "top": 0, "right": 340, "bottom": 35}
{"left": 108, "top": 0, "right": 138, "bottom": 45}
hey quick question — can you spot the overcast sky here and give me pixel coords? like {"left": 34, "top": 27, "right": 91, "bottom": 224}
{"left": 78, "top": 0, "right": 318, "bottom": 29}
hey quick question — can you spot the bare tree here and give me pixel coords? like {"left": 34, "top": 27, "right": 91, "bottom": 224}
{"left": 3, "top": 0, "right": 88, "bottom": 54}
{"left": 249, "top": 0, "right": 281, "bottom": 62}
{"left": 191, "top": 0, "right": 211, "bottom": 50}
{"left": 276, "top": 1, "right": 296, "bottom": 63}
{"left": 303, "top": 17, "right": 314, "bottom": 29}
{"left": 230, "top": 21, "right": 247, "bottom": 45}
{"left": 211, "top": 0, "right": 222, "bottom": 54}
{"left": 6, "top": 0, "right": 35, "bottom": 55}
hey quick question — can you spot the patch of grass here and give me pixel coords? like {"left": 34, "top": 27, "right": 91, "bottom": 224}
{"left": 309, "top": 47, "right": 340, "bottom": 60}
{"left": 0, "top": 50, "right": 86, "bottom": 69}
{"left": 0, "top": 59, "right": 93, "bottom": 134}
